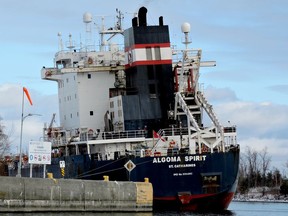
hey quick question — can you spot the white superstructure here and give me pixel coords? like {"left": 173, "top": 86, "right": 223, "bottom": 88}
{"left": 41, "top": 11, "right": 125, "bottom": 138}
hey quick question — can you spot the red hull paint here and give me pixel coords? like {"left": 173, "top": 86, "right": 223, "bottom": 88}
{"left": 153, "top": 191, "right": 235, "bottom": 211}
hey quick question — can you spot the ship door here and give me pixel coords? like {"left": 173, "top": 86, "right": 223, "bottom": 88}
{"left": 114, "top": 151, "right": 120, "bottom": 160}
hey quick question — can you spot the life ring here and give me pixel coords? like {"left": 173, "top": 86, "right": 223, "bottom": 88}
{"left": 145, "top": 149, "right": 152, "bottom": 157}
{"left": 88, "top": 57, "right": 93, "bottom": 64}
{"left": 201, "top": 145, "right": 208, "bottom": 153}
{"left": 169, "top": 140, "right": 176, "bottom": 148}
{"left": 154, "top": 152, "right": 161, "bottom": 157}
{"left": 45, "top": 70, "right": 52, "bottom": 77}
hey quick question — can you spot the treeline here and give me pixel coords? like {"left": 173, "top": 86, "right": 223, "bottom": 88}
{"left": 238, "top": 146, "right": 287, "bottom": 195}
{"left": 0, "top": 117, "right": 11, "bottom": 158}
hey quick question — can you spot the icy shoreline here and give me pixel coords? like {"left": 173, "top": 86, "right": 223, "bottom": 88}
{"left": 233, "top": 187, "right": 288, "bottom": 203}
{"left": 233, "top": 198, "right": 288, "bottom": 203}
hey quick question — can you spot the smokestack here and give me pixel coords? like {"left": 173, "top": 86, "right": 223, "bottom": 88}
{"left": 159, "top": 16, "right": 163, "bottom": 26}
{"left": 138, "top": 7, "right": 147, "bottom": 26}
{"left": 132, "top": 17, "right": 138, "bottom": 27}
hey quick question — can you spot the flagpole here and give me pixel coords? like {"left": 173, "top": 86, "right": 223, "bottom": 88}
{"left": 17, "top": 89, "right": 25, "bottom": 177}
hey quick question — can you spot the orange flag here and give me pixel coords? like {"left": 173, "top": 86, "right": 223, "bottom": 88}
{"left": 23, "top": 87, "right": 33, "bottom": 105}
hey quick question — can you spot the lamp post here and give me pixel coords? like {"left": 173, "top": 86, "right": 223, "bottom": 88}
{"left": 17, "top": 113, "right": 41, "bottom": 177}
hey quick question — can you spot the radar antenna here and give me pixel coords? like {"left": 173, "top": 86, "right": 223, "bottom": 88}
{"left": 181, "top": 22, "right": 191, "bottom": 50}
{"left": 83, "top": 12, "right": 93, "bottom": 48}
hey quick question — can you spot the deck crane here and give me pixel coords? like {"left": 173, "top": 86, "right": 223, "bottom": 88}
{"left": 47, "top": 113, "right": 56, "bottom": 138}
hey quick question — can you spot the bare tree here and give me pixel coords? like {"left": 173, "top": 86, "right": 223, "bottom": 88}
{"left": 245, "top": 146, "right": 260, "bottom": 187}
{"left": 0, "top": 117, "right": 11, "bottom": 158}
{"left": 237, "top": 153, "right": 250, "bottom": 193}
{"left": 259, "top": 147, "right": 271, "bottom": 184}
{"left": 285, "top": 161, "right": 288, "bottom": 178}
{"left": 272, "top": 167, "right": 282, "bottom": 187}
{"left": 239, "top": 154, "right": 248, "bottom": 178}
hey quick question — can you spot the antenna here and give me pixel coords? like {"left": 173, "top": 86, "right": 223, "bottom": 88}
{"left": 67, "top": 33, "right": 75, "bottom": 50}
{"left": 57, "top": 32, "right": 63, "bottom": 51}
{"left": 100, "top": 16, "right": 105, "bottom": 51}
{"left": 115, "top": 8, "right": 123, "bottom": 31}
{"left": 99, "top": 9, "right": 124, "bottom": 51}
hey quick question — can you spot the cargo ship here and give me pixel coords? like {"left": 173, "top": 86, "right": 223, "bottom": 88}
{"left": 40, "top": 7, "right": 239, "bottom": 211}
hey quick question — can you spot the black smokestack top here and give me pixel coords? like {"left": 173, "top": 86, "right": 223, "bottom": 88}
{"left": 132, "top": 17, "right": 138, "bottom": 27}
{"left": 138, "top": 7, "right": 147, "bottom": 26}
{"left": 159, "top": 16, "right": 163, "bottom": 26}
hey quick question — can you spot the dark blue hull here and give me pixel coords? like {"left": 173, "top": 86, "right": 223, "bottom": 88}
{"left": 42, "top": 146, "right": 240, "bottom": 211}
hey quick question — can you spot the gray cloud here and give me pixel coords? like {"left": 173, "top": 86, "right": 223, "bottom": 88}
{"left": 267, "top": 85, "right": 288, "bottom": 94}
{"left": 203, "top": 86, "right": 288, "bottom": 168}
{"left": 204, "top": 85, "right": 238, "bottom": 103}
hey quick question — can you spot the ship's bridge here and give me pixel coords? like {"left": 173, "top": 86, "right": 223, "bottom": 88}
{"left": 41, "top": 48, "right": 125, "bottom": 81}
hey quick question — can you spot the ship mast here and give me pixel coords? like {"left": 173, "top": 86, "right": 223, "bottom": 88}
{"left": 99, "top": 8, "right": 124, "bottom": 51}
{"left": 179, "top": 22, "right": 192, "bottom": 93}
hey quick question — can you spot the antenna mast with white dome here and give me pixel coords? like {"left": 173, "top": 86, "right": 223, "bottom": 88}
{"left": 181, "top": 22, "right": 191, "bottom": 52}
{"left": 179, "top": 22, "right": 192, "bottom": 92}
{"left": 83, "top": 12, "right": 93, "bottom": 49}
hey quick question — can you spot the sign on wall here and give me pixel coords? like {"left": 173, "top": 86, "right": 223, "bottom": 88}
{"left": 28, "top": 141, "right": 52, "bottom": 165}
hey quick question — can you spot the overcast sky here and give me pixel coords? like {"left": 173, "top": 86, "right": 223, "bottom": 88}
{"left": 0, "top": 0, "right": 287, "bottom": 173}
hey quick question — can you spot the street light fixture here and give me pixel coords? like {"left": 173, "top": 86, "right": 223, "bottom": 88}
{"left": 17, "top": 113, "right": 41, "bottom": 177}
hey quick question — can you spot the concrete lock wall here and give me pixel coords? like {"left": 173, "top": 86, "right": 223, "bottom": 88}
{"left": 0, "top": 176, "right": 153, "bottom": 212}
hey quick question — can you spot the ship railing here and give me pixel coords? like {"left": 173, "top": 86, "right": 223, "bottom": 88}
{"left": 159, "top": 127, "right": 231, "bottom": 137}
{"left": 45, "top": 136, "right": 67, "bottom": 148}
{"left": 41, "top": 67, "right": 62, "bottom": 79}
{"left": 223, "top": 126, "right": 237, "bottom": 146}
{"left": 159, "top": 127, "right": 237, "bottom": 152}
{"left": 102, "top": 130, "right": 146, "bottom": 140}
{"left": 172, "top": 48, "right": 201, "bottom": 64}
{"left": 159, "top": 127, "right": 190, "bottom": 137}
{"left": 43, "top": 126, "right": 68, "bottom": 148}
{"left": 196, "top": 91, "right": 222, "bottom": 132}
{"left": 223, "top": 126, "right": 237, "bottom": 133}
{"left": 54, "top": 55, "right": 125, "bottom": 71}
{"left": 55, "top": 43, "right": 124, "bottom": 56}
{"left": 160, "top": 126, "right": 236, "bottom": 137}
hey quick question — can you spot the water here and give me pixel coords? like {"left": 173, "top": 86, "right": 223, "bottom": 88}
{"left": 155, "top": 201, "right": 288, "bottom": 216}
{"left": 1, "top": 201, "right": 288, "bottom": 216}
{"left": 228, "top": 201, "right": 288, "bottom": 216}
